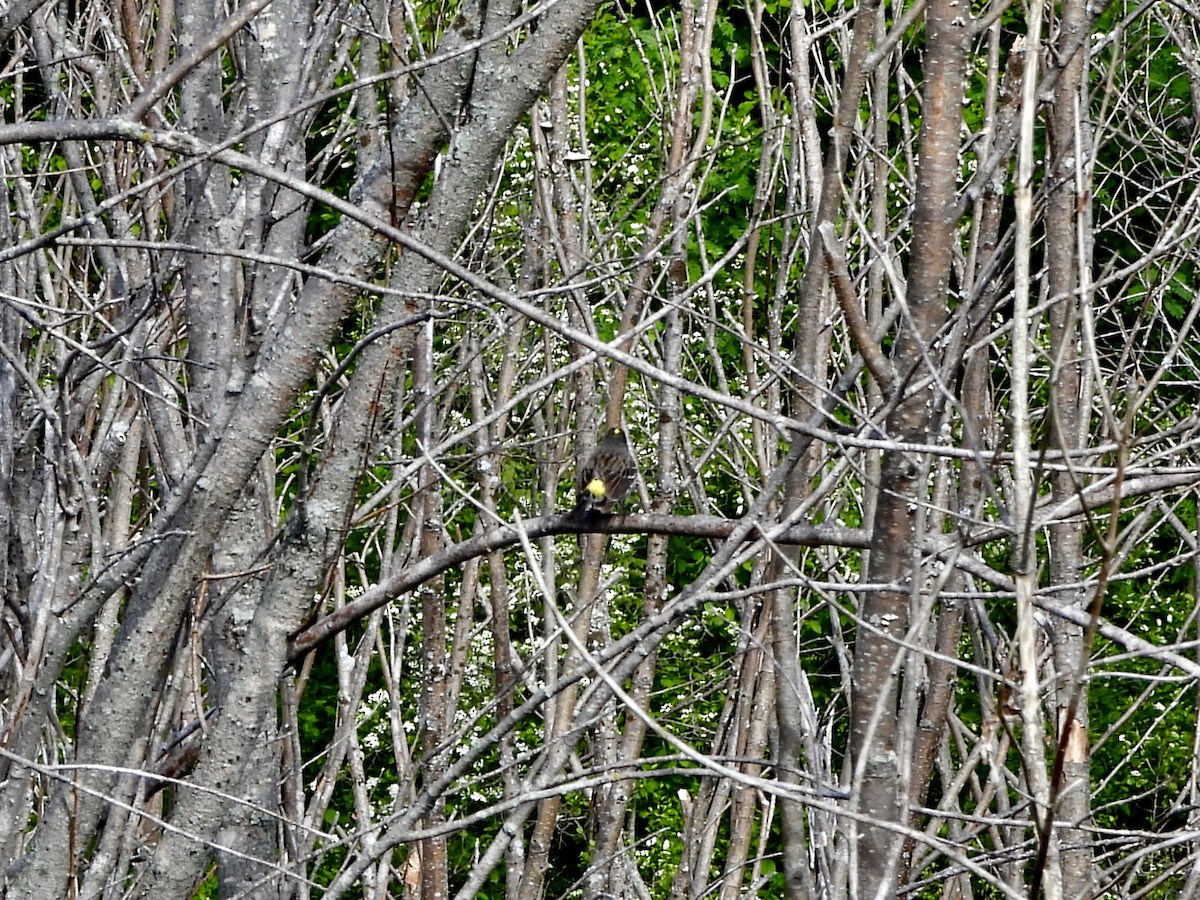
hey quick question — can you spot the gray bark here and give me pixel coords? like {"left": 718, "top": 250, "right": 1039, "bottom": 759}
{"left": 849, "top": 0, "right": 970, "bottom": 893}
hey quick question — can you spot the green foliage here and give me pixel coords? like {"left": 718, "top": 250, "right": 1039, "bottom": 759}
{"left": 1089, "top": 506, "right": 1197, "bottom": 837}
{"left": 304, "top": 66, "right": 359, "bottom": 241}
{"left": 190, "top": 869, "right": 219, "bottom": 899}
{"left": 296, "top": 649, "right": 341, "bottom": 765}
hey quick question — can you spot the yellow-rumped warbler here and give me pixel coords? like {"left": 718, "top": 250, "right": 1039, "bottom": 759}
{"left": 574, "top": 426, "right": 637, "bottom": 515}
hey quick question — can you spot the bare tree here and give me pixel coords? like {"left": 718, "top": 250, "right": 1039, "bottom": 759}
{"left": 4, "top": 0, "right": 1200, "bottom": 897}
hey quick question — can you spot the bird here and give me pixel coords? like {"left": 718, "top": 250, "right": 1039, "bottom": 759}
{"left": 574, "top": 425, "right": 637, "bottom": 515}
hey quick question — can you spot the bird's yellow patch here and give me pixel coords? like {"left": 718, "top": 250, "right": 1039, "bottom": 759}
{"left": 585, "top": 478, "right": 606, "bottom": 499}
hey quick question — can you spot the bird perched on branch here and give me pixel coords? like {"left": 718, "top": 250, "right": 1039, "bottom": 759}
{"left": 574, "top": 425, "right": 637, "bottom": 515}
